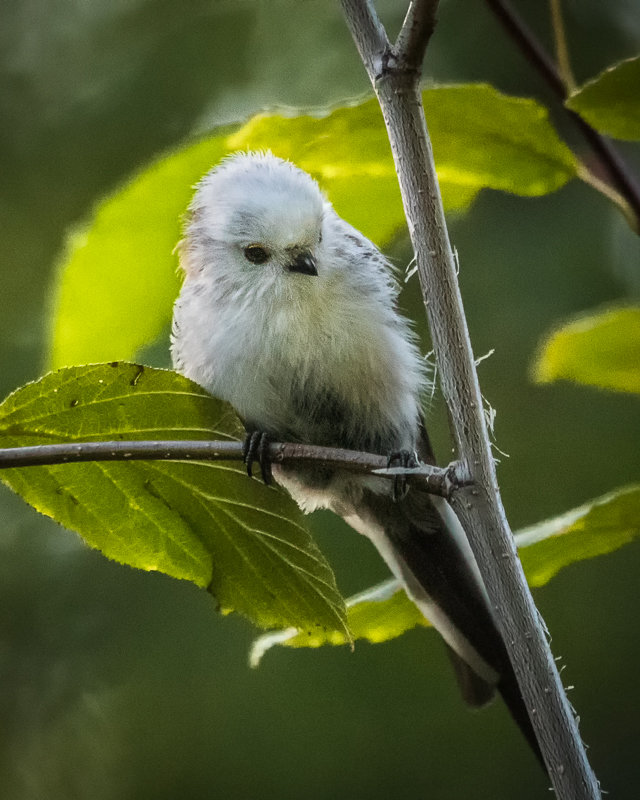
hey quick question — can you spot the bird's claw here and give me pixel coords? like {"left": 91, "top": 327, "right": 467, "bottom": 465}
{"left": 387, "top": 449, "right": 418, "bottom": 502}
{"left": 243, "top": 430, "right": 273, "bottom": 486}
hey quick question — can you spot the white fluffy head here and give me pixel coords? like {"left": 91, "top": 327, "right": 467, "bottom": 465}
{"left": 181, "top": 152, "right": 326, "bottom": 283}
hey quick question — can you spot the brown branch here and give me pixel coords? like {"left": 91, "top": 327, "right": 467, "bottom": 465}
{"left": 484, "top": 0, "right": 640, "bottom": 233}
{"left": 0, "top": 440, "right": 457, "bottom": 497}
{"left": 341, "top": 0, "right": 601, "bottom": 796}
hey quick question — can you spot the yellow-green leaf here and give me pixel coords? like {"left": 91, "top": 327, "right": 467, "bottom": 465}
{"left": 49, "top": 85, "right": 577, "bottom": 369}
{"left": 532, "top": 305, "right": 640, "bottom": 393}
{"left": 0, "top": 364, "right": 348, "bottom": 636}
{"left": 516, "top": 484, "right": 640, "bottom": 587}
{"left": 48, "top": 135, "right": 232, "bottom": 370}
{"left": 566, "top": 56, "right": 640, "bottom": 141}
{"left": 250, "top": 484, "right": 640, "bottom": 662}
{"left": 422, "top": 84, "right": 577, "bottom": 197}
{"left": 250, "top": 579, "right": 424, "bottom": 665}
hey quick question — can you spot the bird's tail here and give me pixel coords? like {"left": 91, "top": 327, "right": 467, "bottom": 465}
{"left": 346, "top": 487, "right": 544, "bottom": 767}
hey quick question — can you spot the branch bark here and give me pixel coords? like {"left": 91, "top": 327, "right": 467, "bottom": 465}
{"left": 0, "top": 441, "right": 456, "bottom": 497}
{"left": 341, "top": 0, "right": 600, "bottom": 797}
{"left": 395, "top": 0, "right": 438, "bottom": 71}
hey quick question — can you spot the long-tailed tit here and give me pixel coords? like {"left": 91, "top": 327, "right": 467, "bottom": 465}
{"left": 171, "top": 152, "right": 541, "bottom": 762}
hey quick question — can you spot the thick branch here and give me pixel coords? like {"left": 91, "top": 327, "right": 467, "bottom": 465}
{"left": 341, "top": 0, "right": 600, "bottom": 797}
{"left": 484, "top": 0, "right": 640, "bottom": 233}
{"left": 0, "top": 440, "right": 455, "bottom": 497}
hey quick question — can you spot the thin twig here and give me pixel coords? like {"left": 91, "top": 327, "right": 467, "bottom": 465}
{"left": 549, "top": 0, "right": 576, "bottom": 91}
{"left": 0, "top": 440, "right": 456, "bottom": 497}
{"left": 484, "top": 0, "right": 640, "bottom": 233}
{"left": 341, "top": 0, "right": 600, "bottom": 797}
{"left": 395, "top": 0, "right": 439, "bottom": 71}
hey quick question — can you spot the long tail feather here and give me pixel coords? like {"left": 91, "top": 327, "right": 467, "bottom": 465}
{"left": 347, "top": 487, "right": 544, "bottom": 767}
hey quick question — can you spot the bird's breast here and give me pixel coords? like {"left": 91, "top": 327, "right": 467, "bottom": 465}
{"left": 247, "top": 291, "right": 418, "bottom": 453}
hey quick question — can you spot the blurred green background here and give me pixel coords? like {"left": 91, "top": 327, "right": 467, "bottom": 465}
{"left": 1, "top": 1, "right": 639, "bottom": 798}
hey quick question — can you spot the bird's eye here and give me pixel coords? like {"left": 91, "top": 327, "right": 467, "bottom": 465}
{"left": 243, "top": 245, "right": 270, "bottom": 264}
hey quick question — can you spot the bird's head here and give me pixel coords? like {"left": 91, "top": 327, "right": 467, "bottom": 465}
{"left": 182, "top": 152, "right": 326, "bottom": 291}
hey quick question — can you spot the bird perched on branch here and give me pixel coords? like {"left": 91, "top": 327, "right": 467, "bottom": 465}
{"left": 171, "top": 151, "right": 541, "bottom": 764}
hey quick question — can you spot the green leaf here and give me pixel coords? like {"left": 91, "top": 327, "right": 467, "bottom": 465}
{"left": 229, "top": 84, "right": 576, "bottom": 224}
{"left": 532, "top": 305, "right": 640, "bottom": 393}
{"left": 249, "top": 578, "right": 426, "bottom": 666}
{"left": 0, "top": 364, "right": 348, "bottom": 636}
{"left": 566, "top": 56, "right": 640, "bottom": 141}
{"left": 49, "top": 84, "right": 577, "bottom": 369}
{"left": 516, "top": 484, "right": 640, "bottom": 587}
{"left": 421, "top": 84, "right": 578, "bottom": 197}
{"left": 225, "top": 100, "right": 471, "bottom": 244}
{"left": 250, "top": 484, "right": 640, "bottom": 662}
{"left": 48, "top": 134, "right": 233, "bottom": 369}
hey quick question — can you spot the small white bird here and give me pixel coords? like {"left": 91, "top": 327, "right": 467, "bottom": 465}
{"left": 171, "top": 151, "right": 541, "bottom": 762}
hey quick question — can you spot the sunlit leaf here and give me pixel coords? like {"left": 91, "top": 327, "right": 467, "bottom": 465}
{"left": 0, "top": 363, "right": 348, "bottom": 636}
{"left": 532, "top": 305, "right": 640, "bottom": 393}
{"left": 230, "top": 84, "right": 576, "bottom": 226}
{"left": 250, "top": 579, "right": 423, "bottom": 665}
{"left": 48, "top": 135, "right": 232, "bottom": 370}
{"left": 422, "top": 84, "right": 577, "bottom": 196}
{"left": 566, "top": 56, "right": 640, "bottom": 141}
{"left": 516, "top": 484, "right": 640, "bottom": 587}
{"left": 250, "top": 484, "right": 640, "bottom": 662}
{"left": 50, "top": 84, "right": 577, "bottom": 369}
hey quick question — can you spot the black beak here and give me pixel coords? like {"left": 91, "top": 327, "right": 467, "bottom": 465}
{"left": 287, "top": 251, "right": 318, "bottom": 276}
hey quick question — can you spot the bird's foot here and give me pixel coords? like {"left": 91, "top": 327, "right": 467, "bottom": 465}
{"left": 387, "top": 449, "right": 419, "bottom": 502}
{"left": 243, "top": 430, "right": 273, "bottom": 486}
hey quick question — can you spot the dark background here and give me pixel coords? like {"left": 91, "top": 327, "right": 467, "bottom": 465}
{"left": 1, "top": 1, "right": 639, "bottom": 798}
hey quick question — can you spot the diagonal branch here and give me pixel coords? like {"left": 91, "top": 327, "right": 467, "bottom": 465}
{"left": 484, "top": 0, "right": 640, "bottom": 233}
{"left": 341, "top": 0, "right": 601, "bottom": 797}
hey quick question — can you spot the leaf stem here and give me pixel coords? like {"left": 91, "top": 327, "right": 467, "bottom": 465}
{"left": 577, "top": 163, "right": 639, "bottom": 234}
{"left": 549, "top": 0, "right": 576, "bottom": 92}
